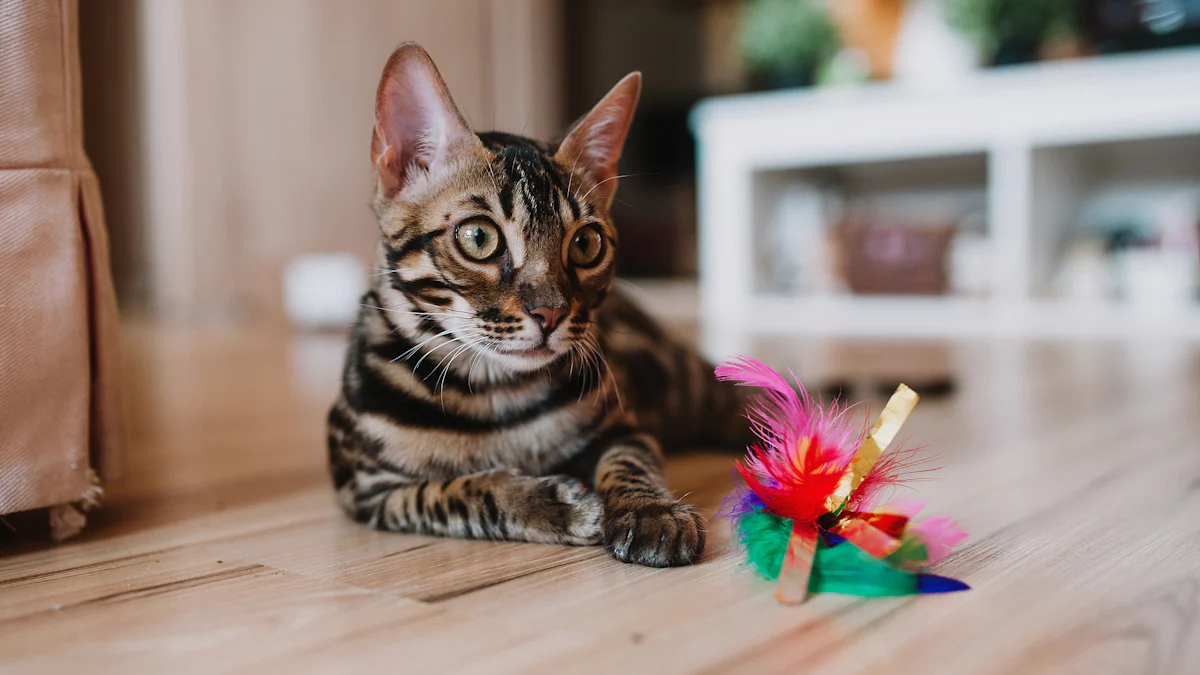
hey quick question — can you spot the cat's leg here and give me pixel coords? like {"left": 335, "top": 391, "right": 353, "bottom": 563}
{"left": 345, "top": 468, "right": 603, "bottom": 546}
{"left": 591, "top": 429, "right": 705, "bottom": 567}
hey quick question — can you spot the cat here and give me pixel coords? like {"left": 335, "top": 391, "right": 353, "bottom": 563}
{"left": 327, "top": 43, "right": 749, "bottom": 567}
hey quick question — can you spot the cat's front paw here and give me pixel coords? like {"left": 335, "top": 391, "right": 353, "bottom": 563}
{"left": 521, "top": 475, "right": 603, "bottom": 546}
{"left": 604, "top": 501, "right": 705, "bottom": 567}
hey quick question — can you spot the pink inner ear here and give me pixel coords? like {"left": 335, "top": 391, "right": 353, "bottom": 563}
{"left": 376, "top": 71, "right": 437, "bottom": 180}
{"left": 372, "top": 127, "right": 402, "bottom": 197}
{"left": 557, "top": 73, "right": 641, "bottom": 204}
{"left": 372, "top": 46, "right": 470, "bottom": 195}
{"left": 574, "top": 116, "right": 623, "bottom": 182}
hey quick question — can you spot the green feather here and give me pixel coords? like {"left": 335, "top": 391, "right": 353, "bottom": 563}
{"left": 885, "top": 534, "right": 930, "bottom": 569}
{"left": 736, "top": 508, "right": 792, "bottom": 581}
{"left": 737, "top": 509, "right": 922, "bottom": 596}
{"left": 810, "top": 540, "right": 919, "bottom": 596}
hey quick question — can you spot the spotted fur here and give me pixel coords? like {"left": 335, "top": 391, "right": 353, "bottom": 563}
{"left": 328, "top": 43, "right": 748, "bottom": 566}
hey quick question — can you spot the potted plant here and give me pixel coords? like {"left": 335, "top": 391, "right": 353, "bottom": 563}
{"left": 739, "top": 0, "right": 841, "bottom": 88}
{"left": 943, "top": 0, "right": 1080, "bottom": 65}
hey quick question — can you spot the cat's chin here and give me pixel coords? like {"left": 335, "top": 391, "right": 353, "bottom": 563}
{"left": 487, "top": 345, "right": 564, "bottom": 373}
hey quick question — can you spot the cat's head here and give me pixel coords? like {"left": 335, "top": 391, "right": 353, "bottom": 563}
{"left": 369, "top": 43, "right": 639, "bottom": 376}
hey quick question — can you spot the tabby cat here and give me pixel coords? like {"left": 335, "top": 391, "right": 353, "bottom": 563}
{"left": 328, "top": 43, "right": 749, "bottom": 567}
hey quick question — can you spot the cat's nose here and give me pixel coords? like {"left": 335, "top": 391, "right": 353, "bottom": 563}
{"left": 525, "top": 305, "right": 568, "bottom": 334}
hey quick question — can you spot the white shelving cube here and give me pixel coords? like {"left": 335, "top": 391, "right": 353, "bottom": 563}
{"left": 692, "top": 48, "right": 1200, "bottom": 347}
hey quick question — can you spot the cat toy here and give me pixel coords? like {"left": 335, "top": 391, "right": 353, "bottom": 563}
{"left": 717, "top": 356, "right": 969, "bottom": 605}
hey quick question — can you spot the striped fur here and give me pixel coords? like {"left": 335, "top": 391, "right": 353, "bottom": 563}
{"left": 329, "top": 44, "right": 749, "bottom": 566}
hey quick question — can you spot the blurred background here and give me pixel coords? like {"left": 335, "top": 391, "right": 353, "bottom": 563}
{"left": 7, "top": 1, "right": 1200, "bottom": 654}
{"left": 77, "top": 0, "right": 1200, "bottom": 348}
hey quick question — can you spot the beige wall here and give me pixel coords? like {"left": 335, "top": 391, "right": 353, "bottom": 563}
{"left": 84, "top": 0, "right": 564, "bottom": 324}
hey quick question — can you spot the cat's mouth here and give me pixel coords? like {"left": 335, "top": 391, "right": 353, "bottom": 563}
{"left": 503, "top": 345, "right": 556, "bottom": 359}
{"left": 490, "top": 338, "right": 565, "bottom": 369}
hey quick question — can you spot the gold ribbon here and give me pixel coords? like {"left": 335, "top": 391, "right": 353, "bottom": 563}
{"left": 826, "top": 384, "right": 919, "bottom": 512}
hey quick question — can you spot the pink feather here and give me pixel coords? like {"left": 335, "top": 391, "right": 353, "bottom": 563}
{"left": 717, "top": 356, "right": 866, "bottom": 524}
{"left": 909, "top": 515, "right": 968, "bottom": 564}
{"left": 716, "top": 356, "right": 865, "bottom": 463}
{"left": 875, "top": 498, "right": 925, "bottom": 519}
{"left": 715, "top": 355, "right": 795, "bottom": 397}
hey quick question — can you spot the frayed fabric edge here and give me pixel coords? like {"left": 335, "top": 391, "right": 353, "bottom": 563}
{"left": 49, "top": 468, "right": 103, "bottom": 542}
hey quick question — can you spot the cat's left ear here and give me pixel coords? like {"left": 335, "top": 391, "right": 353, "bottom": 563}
{"left": 555, "top": 72, "right": 641, "bottom": 209}
{"left": 372, "top": 43, "right": 480, "bottom": 198}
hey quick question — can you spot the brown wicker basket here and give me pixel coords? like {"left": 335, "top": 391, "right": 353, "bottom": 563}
{"left": 835, "top": 221, "right": 954, "bottom": 295}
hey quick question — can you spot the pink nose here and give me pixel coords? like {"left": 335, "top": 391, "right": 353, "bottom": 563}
{"left": 526, "top": 306, "right": 568, "bottom": 333}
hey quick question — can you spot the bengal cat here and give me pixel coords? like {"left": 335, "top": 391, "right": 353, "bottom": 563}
{"left": 328, "top": 43, "right": 749, "bottom": 567}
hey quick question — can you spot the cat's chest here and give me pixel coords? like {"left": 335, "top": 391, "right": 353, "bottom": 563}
{"left": 461, "top": 403, "right": 599, "bottom": 472}
{"left": 368, "top": 384, "right": 606, "bottom": 478}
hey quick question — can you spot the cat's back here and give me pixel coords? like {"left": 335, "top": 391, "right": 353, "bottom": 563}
{"left": 594, "top": 284, "right": 677, "bottom": 343}
{"left": 593, "top": 285, "right": 748, "bottom": 451}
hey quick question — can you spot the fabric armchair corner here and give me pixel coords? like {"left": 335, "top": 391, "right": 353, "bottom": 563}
{"left": 0, "top": 0, "right": 123, "bottom": 539}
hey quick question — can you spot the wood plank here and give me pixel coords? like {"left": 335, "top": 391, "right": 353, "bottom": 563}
{"left": 0, "top": 565, "right": 437, "bottom": 674}
{"left": 2, "top": 327, "right": 1199, "bottom": 673}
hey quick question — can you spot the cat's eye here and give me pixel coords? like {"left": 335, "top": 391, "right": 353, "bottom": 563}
{"left": 455, "top": 220, "right": 504, "bottom": 261}
{"left": 568, "top": 225, "right": 605, "bottom": 267}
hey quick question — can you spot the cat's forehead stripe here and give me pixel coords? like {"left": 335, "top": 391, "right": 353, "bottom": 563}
{"left": 502, "top": 146, "right": 557, "bottom": 229}
{"left": 464, "top": 195, "right": 489, "bottom": 212}
{"left": 478, "top": 131, "right": 577, "bottom": 245}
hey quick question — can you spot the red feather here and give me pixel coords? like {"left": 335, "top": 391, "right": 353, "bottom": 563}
{"left": 719, "top": 355, "right": 867, "bottom": 525}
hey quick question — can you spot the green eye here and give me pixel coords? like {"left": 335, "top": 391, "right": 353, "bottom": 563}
{"left": 569, "top": 226, "right": 605, "bottom": 267}
{"left": 455, "top": 220, "right": 504, "bottom": 261}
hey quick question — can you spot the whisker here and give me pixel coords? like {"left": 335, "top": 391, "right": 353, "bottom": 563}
{"left": 581, "top": 333, "right": 621, "bottom": 412}
{"left": 469, "top": 339, "right": 502, "bottom": 391}
{"left": 402, "top": 311, "right": 476, "bottom": 321}
{"left": 578, "top": 172, "right": 656, "bottom": 204}
{"left": 440, "top": 336, "right": 495, "bottom": 409}
{"left": 410, "top": 329, "right": 484, "bottom": 372}
{"left": 566, "top": 146, "right": 585, "bottom": 206}
{"left": 377, "top": 304, "right": 475, "bottom": 319}
{"left": 362, "top": 293, "right": 476, "bottom": 322}
{"left": 589, "top": 341, "right": 608, "bottom": 413}
{"left": 396, "top": 327, "right": 461, "bottom": 362}
{"left": 428, "top": 335, "right": 485, "bottom": 384}
{"left": 483, "top": 156, "right": 501, "bottom": 195}
{"left": 436, "top": 338, "right": 488, "bottom": 411}
{"left": 571, "top": 343, "right": 586, "bottom": 401}
{"left": 573, "top": 342, "right": 591, "bottom": 401}
{"left": 600, "top": 350, "right": 624, "bottom": 413}
{"left": 360, "top": 303, "right": 473, "bottom": 323}
{"left": 411, "top": 335, "right": 465, "bottom": 373}
{"left": 579, "top": 339, "right": 602, "bottom": 404}
{"left": 467, "top": 346, "right": 486, "bottom": 394}
{"left": 609, "top": 196, "right": 641, "bottom": 214}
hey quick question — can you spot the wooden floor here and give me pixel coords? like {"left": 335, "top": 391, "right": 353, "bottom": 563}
{"left": 3, "top": 324, "right": 1200, "bottom": 674}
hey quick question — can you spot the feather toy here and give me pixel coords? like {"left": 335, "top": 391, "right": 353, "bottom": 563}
{"left": 717, "top": 356, "right": 969, "bottom": 604}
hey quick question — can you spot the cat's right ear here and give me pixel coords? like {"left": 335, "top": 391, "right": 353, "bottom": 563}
{"left": 554, "top": 72, "right": 641, "bottom": 209}
{"left": 371, "top": 43, "right": 476, "bottom": 197}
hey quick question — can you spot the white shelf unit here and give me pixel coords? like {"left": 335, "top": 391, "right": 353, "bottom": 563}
{"left": 691, "top": 48, "right": 1200, "bottom": 343}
